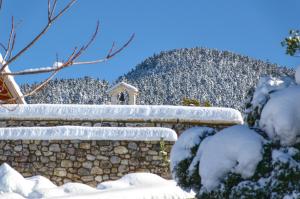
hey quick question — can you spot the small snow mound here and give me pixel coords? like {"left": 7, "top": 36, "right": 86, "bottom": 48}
{"left": 0, "top": 193, "right": 25, "bottom": 199}
{"left": 30, "top": 182, "right": 97, "bottom": 198}
{"left": 259, "top": 86, "right": 300, "bottom": 146}
{"left": 0, "top": 163, "right": 32, "bottom": 197}
{"left": 296, "top": 65, "right": 300, "bottom": 84}
{"left": 97, "top": 173, "right": 168, "bottom": 190}
{"left": 198, "top": 125, "right": 264, "bottom": 191}
{"left": 251, "top": 76, "right": 294, "bottom": 108}
{"left": 97, "top": 180, "right": 130, "bottom": 190}
{"left": 170, "top": 127, "right": 215, "bottom": 176}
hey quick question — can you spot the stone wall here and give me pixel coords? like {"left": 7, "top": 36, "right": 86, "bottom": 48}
{"left": 0, "top": 140, "right": 173, "bottom": 187}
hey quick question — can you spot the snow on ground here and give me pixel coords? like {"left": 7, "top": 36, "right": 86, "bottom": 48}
{"left": 97, "top": 173, "right": 171, "bottom": 190}
{"left": 170, "top": 127, "right": 215, "bottom": 178}
{"left": 198, "top": 125, "right": 264, "bottom": 191}
{"left": 0, "top": 104, "right": 243, "bottom": 125}
{"left": 0, "top": 164, "right": 193, "bottom": 199}
{"left": 0, "top": 126, "right": 177, "bottom": 141}
{"left": 259, "top": 86, "right": 300, "bottom": 146}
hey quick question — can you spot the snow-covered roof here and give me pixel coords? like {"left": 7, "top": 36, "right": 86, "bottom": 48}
{"left": 0, "top": 126, "right": 177, "bottom": 141}
{"left": 0, "top": 54, "right": 26, "bottom": 104}
{"left": 0, "top": 104, "right": 244, "bottom": 125}
{"left": 107, "top": 82, "right": 138, "bottom": 93}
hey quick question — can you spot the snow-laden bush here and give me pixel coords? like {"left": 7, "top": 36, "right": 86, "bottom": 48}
{"left": 171, "top": 125, "right": 264, "bottom": 196}
{"left": 197, "top": 125, "right": 263, "bottom": 192}
{"left": 170, "top": 127, "right": 215, "bottom": 192}
{"left": 244, "top": 76, "right": 295, "bottom": 128}
{"left": 172, "top": 68, "right": 300, "bottom": 198}
{"left": 259, "top": 86, "right": 300, "bottom": 146}
{"left": 173, "top": 133, "right": 300, "bottom": 198}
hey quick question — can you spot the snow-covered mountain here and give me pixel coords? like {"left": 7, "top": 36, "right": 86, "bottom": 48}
{"left": 21, "top": 47, "right": 294, "bottom": 110}
{"left": 118, "top": 48, "right": 294, "bottom": 110}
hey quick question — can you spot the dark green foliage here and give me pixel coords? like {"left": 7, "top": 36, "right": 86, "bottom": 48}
{"left": 182, "top": 98, "right": 212, "bottom": 107}
{"left": 182, "top": 98, "right": 200, "bottom": 106}
{"left": 172, "top": 129, "right": 215, "bottom": 192}
{"left": 174, "top": 144, "right": 202, "bottom": 192}
{"left": 192, "top": 142, "right": 300, "bottom": 198}
{"left": 252, "top": 142, "right": 275, "bottom": 180}
{"left": 203, "top": 101, "right": 212, "bottom": 107}
{"left": 244, "top": 87, "right": 269, "bottom": 128}
{"left": 282, "top": 30, "right": 300, "bottom": 56}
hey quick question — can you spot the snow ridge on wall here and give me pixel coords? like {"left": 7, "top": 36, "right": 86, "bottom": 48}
{"left": 0, "top": 104, "right": 243, "bottom": 125}
{"left": 0, "top": 126, "right": 177, "bottom": 141}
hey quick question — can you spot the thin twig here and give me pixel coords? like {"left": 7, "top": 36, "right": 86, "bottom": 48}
{"left": 0, "top": 0, "right": 77, "bottom": 73}
{"left": 0, "top": 43, "right": 7, "bottom": 52}
{"left": 3, "top": 16, "right": 15, "bottom": 61}
{"left": 106, "top": 33, "right": 135, "bottom": 59}
{"left": 3, "top": 32, "right": 135, "bottom": 76}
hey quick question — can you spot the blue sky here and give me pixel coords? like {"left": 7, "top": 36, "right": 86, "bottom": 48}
{"left": 1, "top": 0, "right": 299, "bottom": 84}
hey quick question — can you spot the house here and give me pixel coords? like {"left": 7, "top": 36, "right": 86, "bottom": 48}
{"left": 0, "top": 55, "right": 26, "bottom": 104}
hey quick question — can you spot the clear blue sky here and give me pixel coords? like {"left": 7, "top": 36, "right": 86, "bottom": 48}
{"left": 1, "top": 0, "right": 299, "bottom": 84}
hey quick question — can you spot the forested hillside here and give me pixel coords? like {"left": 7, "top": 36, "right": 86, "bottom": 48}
{"left": 118, "top": 48, "right": 294, "bottom": 110}
{"left": 22, "top": 77, "right": 109, "bottom": 104}
{"left": 22, "top": 47, "right": 294, "bottom": 110}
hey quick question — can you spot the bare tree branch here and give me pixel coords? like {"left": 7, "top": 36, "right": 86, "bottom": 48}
{"left": 106, "top": 33, "right": 135, "bottom": 59}
{"left": 0, "top": 0, "right": 77, "bottom": 73}
{"left": 0, "top": 0, "right": 134, "bottom": 104}
{"left": 3, "top": 28, "right": 135, "bottom": 76}
{"left": 3, "top": 16, "right": 16, "bottom": 61}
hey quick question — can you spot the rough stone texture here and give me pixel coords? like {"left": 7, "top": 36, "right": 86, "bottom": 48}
{"left": 0, "top": 119, "right": 228, "bottom": 187}
{"left": 0, "top": 140, "right": 173, "bottom": 187}
{"left": 0, "top": 120, "right": 228, "bottom": 134}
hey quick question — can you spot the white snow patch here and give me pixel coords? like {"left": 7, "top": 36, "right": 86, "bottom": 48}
{"left": 284, "top": 192, "right": 300, "bottom": 199}
{"left": 251, "top": 76, "right": 294, "bottom": 109}
{"left": 259, "top": 86, "right": 300, "bottom": 146}
{"left": 33, "top": 182, "right": 97, "bottom": 198}
{"left": 170, "top": 127, "right": 215, "bottom": 178}
{"left": 53, "top": 61, "right": 63, "bottom": 68}
{"left": 0, "top": 126, "right": 177, "bottom": 141}
{"left": 97, "top": 173, "right": 169, "bottom": 190}
{"left": 272, "top": 149, "right": 298, "bottom": 166}
{"left": 198, "top": 125, "right": 264, "bottom": 191}
{"left": 0, "top": 163, "right": 32, "bottom": 197}
{"left": 0, "top": 104, "right": 243, "bottom": 125}
{"left": 0, "top": 193, "right": 25, "bottom": 199}
{"left": 0, "top": 164, "right": 193, "bottom": 199}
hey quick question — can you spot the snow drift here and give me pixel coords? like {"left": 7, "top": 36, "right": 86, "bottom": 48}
{"left": 170, "top": 127, "right": 215, "bottom": 179}
{"left": 0, "top": 163, "right": 193, "bottom": 199}
{"left": 0, "top": 104, "right": 243, "bottom": 125}
{"left": 260, "top": 86, "right": 300, "bottom": 146}
{"left": 198, "top": 125, "right": 264, "bottom": 191}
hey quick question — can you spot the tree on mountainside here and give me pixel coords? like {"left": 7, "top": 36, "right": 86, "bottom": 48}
{"left": 282, "top": 30, "right": 300, "bottom": 57}
{"left": 0, "top": 0, "right": 134, "bottom": 104}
